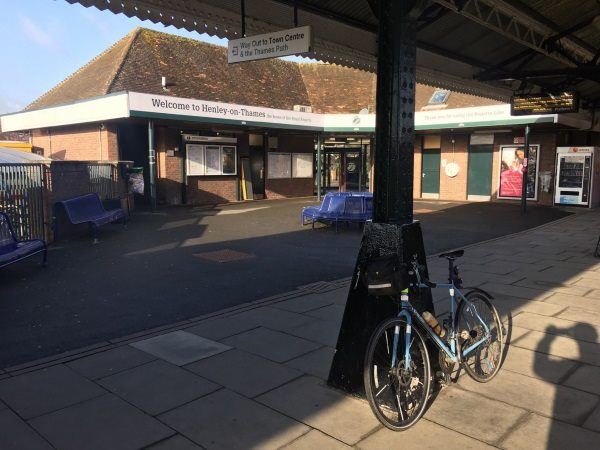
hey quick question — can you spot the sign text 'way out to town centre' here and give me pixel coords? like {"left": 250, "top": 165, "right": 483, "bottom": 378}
{"left": 228, "top": 26, "right": 312, "bottom": 63}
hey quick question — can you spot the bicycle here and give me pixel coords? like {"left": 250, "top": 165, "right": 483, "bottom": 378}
{"left": 363, "top": 249, "right": 504, "bottom": 431}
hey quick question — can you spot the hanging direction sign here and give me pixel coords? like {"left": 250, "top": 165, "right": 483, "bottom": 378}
{"left": 228, "top": 26, "right": 312, "bottom": 63}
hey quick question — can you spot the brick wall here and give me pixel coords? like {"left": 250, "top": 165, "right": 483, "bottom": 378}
{"left": 439, "top": 133, "right": 469, "bottom": 201}
{"left": 31, "top": 123, "right": 119, "bottom": 161}
{"left": 187, "top": 176, "right": 238, "bottom": 204}
{"left": 156, "top": 127, "right": 184, "bottom": 205}
{"left": 265, "top": 178, "right": 313, "bottom": 198}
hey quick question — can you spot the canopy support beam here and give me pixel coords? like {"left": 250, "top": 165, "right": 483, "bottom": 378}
{"left": 373, "top": 0, "right": 419, "bottom": 224}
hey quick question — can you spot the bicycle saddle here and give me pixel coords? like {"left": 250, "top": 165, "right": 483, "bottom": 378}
{"left": 439, "top": 249, "right": 464, "bottom": 260}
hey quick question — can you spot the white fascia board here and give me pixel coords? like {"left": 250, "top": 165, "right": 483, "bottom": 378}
{"left": 0, "top": 92, "right": 130, "bottom": 132}
{"left": 128, "top": 92, "right": 323, "bottom": 130}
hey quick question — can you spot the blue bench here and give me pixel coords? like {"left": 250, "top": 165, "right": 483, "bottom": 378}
{"left": 301, "top": 192, "right": 373, "bottom": 231}
{"left": 55, "top": 193, "right": 127, "bottom": 243}
{"left": 0, "top": 212, "right": 47, "bottom": 269}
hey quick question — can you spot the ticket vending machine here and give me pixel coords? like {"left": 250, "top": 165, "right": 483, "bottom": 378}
{"left": 554, "top": 147, "right": 598, "bottom": 207}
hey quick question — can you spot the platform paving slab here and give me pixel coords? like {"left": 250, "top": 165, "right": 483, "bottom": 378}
{"left": 184, "top": 315, "right": 259, "bottom": 341}
{"left": 130, "top": 330, "right": 231, "bottom": 366}
{"left": 185, "top": 349, "right": 301, "bottom": 398}
{"left": 0, "top": 409, "right": 52, "bottom": 450}
{"left": 256, "top": 375, "right": 380, "bottom": 445}
{"left": 159, "top": 388, "right": 309, "bottom": 450}
{"left": 29, "top": 394, "right": 174, "bottom": 450}
{"left": 514, "top": 279, "right": 592, "bottom": 297}
{"left": 271, "top": 292, "right": 336, "bottom": 314}
{"left": 557, "top": 306, "right": 600, "bottom": 327}
{"left": 563, "top": 363, "right": 600, "bottom": 396}
{"left": 357, "top": 418, "right": 494, "bottom": 449}
{"left": 544, "top": 293, "right": 600, "bottom": 313}
{"left": 304, "top": 303, "right": 346, "bottom": 322}
{"left": 285, "top": 318, "right": 341, "bottom": 347}
{"left": 500, "top": 345, "right": 578, "bottom": 384}
{"left": 0, "top": 364, "right": 105, "bottom": 419}
{"left": 66, "top": 345, "right": 156, "bottom": 380}
{"left": 146, "top": 434, "right": 203, "bottom": 449}
{"left": 583, "top": 403, "right": 600, "bottom": 432}
{"left": 512, "top": 312, "right": 600, "bottom": 344}
{"left": 221, "top": 327, "right": 321, "bottom": 363}
{"left": 423, "top": 387, "right": 526, "bottom": 445}
{"left": 511, "top": 327, "right": 600, "bottom": 366}
{"left": 284, "top": 346, "right": 336, "bottom": 381}
{"left": 98, "top": 359, "right": 220, "bottom": 415}
{"left": 477, "top": 282, "right": 553, "bottom": 301}
{"left": 458, "top": 369, "right": 599, "bottom": 425}
{"left": 492, "top": 295, "right": 567, "bottom": 318}
{"left": 226, "top": 306, "right": 314, "bottom": 333}
{"left": 281, "top": 430, "right": 350, "bottom": 449}
{"left": 501, "top": 412, "right": 600, "bottom": 449}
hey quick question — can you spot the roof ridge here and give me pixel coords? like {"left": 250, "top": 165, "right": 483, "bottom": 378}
{"left": 24, "top": 28, "right": 141, "bottom": 111}
{"left": 105, "top": 28, "right": 143, "bottom": 94}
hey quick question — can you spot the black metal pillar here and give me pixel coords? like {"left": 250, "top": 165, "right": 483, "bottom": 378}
{"left": 521, "top": 125, "right": 530, "bottom": 213}
{"left": 372, "top": 0, "right": 418, "bottom": 224}
{"left": 147, "top": 120, "right": 157, "bottom": 212}
{"left": 328, "top": 0, "right": 432, "bottom": 395}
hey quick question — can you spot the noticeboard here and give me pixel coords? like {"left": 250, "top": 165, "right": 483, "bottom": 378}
{"left": 511, "top": 92, "right": 579, "bottom": 115}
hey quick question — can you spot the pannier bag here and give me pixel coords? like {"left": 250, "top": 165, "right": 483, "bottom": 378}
{"left": 364, "top": 254, "right": 404, "bottom": 296}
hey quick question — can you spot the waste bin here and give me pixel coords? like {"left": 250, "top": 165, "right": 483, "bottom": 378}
{"left": 127, "top": 167, "right": 145, "bottom": 195}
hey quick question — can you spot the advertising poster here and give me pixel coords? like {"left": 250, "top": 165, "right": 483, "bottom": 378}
{"left": 498, "top": 145, "right": 539, "bottom": 199}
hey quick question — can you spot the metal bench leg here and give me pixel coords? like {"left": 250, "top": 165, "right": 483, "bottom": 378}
{"left": 122, "top": 215, "right": 128, "bottom": 230}
{"left": 41, "top": 242, "right": 48, "bottom": 267}
{"left": 595, "top": 234, "right": 600, "bottom": 258}
{"left": 90, "top": 224, "right": 99, "bottom": 245}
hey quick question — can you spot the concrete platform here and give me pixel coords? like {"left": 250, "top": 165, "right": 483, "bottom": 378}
{"left": 0, "top": 209, "right": 598, "bottom": 449}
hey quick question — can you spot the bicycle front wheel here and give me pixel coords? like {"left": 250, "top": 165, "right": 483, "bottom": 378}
{"left": 456, "top": 291, "right": 504, "bottom": 383}
{"left": 363, "top": 317, "right": 431, "bottom": 431}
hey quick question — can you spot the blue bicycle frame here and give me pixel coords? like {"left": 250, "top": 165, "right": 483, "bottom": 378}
{"left": 392, "top": 280, "right": 491, "bottom": 369}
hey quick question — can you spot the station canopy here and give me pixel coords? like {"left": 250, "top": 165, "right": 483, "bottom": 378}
{"left": 69, "top": 0, "right": 599, "bottom": 105}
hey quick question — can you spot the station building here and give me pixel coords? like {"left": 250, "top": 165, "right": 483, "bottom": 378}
{"left": 2, "top": 28, "right": 599, "bottom": 208}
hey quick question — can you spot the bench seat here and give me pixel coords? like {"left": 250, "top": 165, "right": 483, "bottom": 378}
{"left": 55, "top": 193, "right": 127, "bottom": 243}
{"left": 0, "top": 213, "right": 47, "bottom": 269}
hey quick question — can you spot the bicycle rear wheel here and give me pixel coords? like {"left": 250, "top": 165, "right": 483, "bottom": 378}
{"left": 363, "top": 317, "right": 431, "bottom": 431}
{"left": 456, "top": 291, "right": 503, "bottom": 382}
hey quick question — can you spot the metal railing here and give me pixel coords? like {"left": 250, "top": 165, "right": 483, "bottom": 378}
{"left": 87, "top": 163, "right": 118, "bottom": 200}
{"left": 0, "top": 163, "right": 46, "bottom": 240}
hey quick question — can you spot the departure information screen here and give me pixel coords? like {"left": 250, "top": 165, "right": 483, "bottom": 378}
{"left": 511, "top": 92, "right": 579, "bottom": 115}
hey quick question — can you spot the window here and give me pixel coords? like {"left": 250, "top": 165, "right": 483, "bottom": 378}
{"left": 186, "top": 144, "right": 205, "bottom": 176}
{"left": 186, "top": 144, "right": 237, "bottom": 176}
{"left": 292, "top": 153, "right": 313, "bottom": 178}
{"left": 268, "top": 152, "right": 291, "bottom": 179}
{"left": 428, "top": 89, "right": 450, "bottom": 105}
{"left": 268, "top": 152, "right": 314, "bottom": 179}
{"left": 222, "top": 146, "right": 236, "bottom": 175}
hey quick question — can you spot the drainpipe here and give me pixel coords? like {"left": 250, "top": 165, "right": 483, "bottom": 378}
{"left": 316, "top": 132, "right": 323, "bottom": 201}
{"left": 148, "top": 120, "right": 157, "bottom": 211}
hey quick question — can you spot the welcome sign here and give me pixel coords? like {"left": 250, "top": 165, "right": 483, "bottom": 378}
{"left": 128, "top": 92, "right": 322, "bottom": 129}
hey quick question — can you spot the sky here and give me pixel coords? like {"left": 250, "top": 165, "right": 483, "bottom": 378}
{"left": 0, "top": 0, "right": 310, "bottom": 115}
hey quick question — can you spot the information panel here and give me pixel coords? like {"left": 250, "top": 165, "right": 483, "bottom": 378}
{"left": 268, "top": 153, "right": 291, "bottom": 179}
{"left": 511, "top": 92, "right": 579, "bottom": 115}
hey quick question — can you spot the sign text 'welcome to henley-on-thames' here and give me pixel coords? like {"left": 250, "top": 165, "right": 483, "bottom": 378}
{"left": 227, "top": 26, "right": 312, "bottom": 63}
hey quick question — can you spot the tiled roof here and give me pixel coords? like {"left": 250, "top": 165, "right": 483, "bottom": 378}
{"left": 26, "top": 28, "right": 499, "bottom": 113}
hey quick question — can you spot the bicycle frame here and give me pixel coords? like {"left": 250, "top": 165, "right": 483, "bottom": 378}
{"left": 393, "top": 282, "right": 491, "bottom": 369}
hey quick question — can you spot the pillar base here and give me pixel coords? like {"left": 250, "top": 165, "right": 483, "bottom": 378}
{"left": 327, "top": 221, "right": 434, "bottom": 394}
